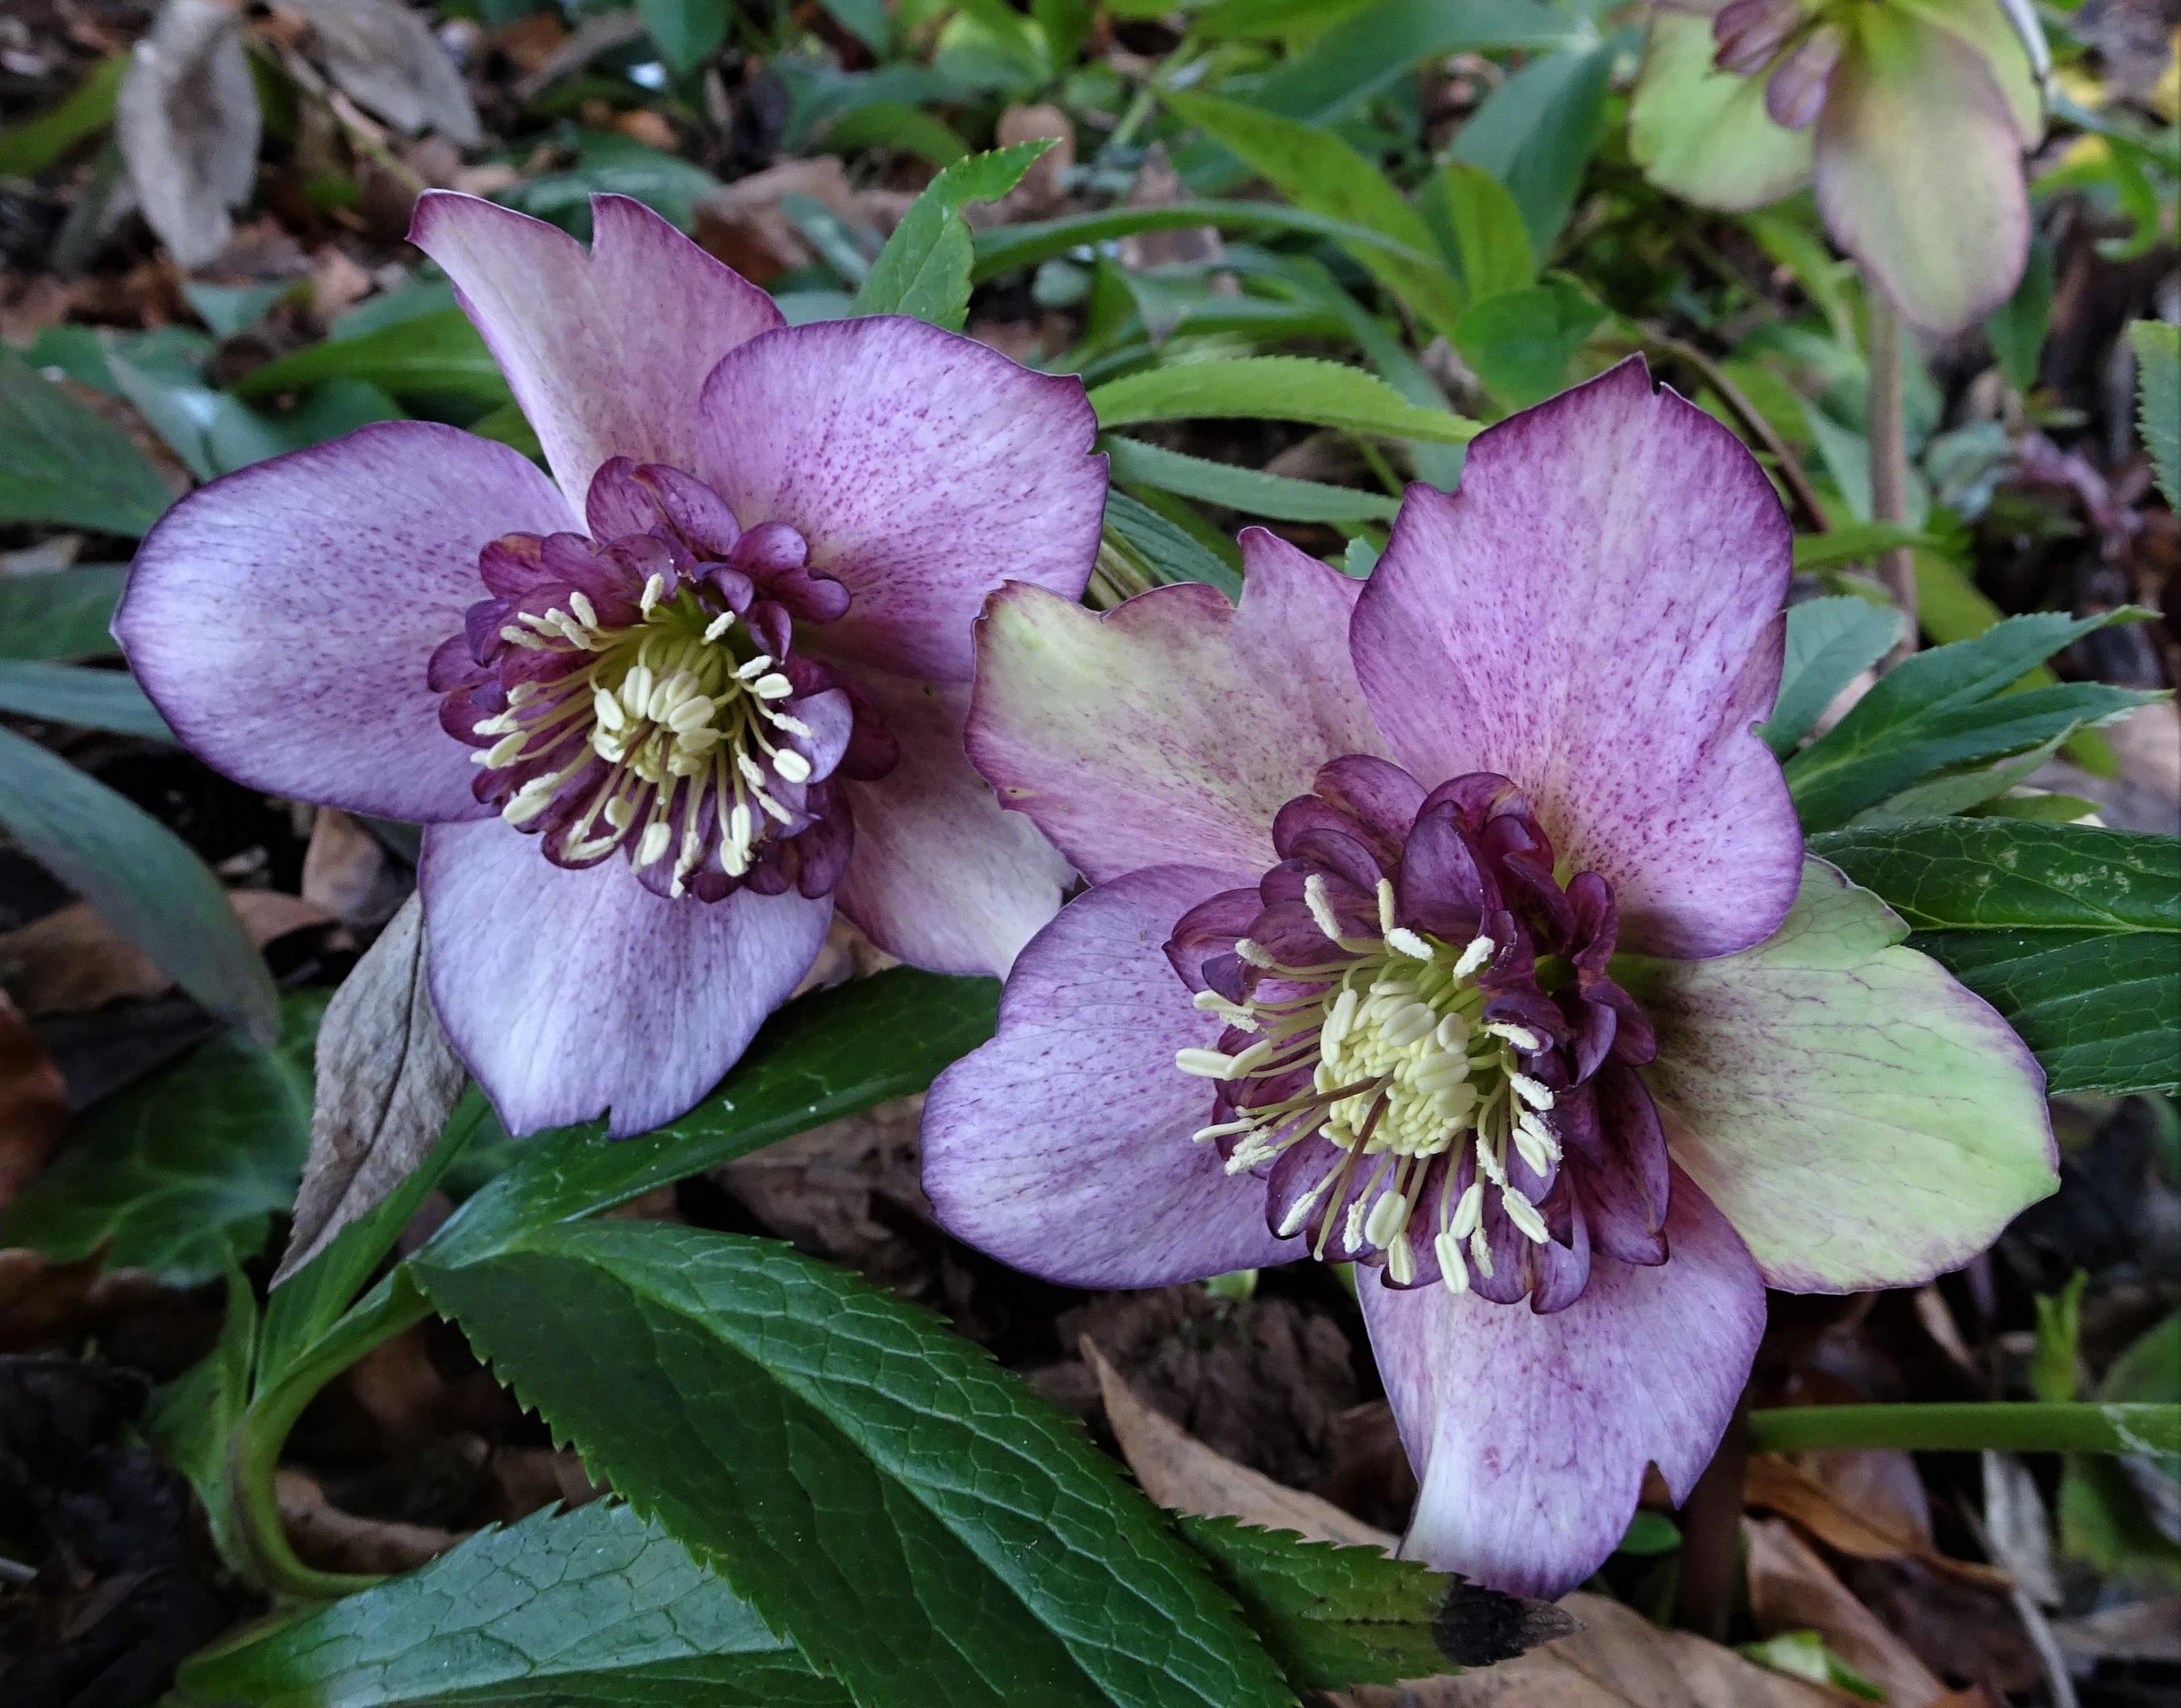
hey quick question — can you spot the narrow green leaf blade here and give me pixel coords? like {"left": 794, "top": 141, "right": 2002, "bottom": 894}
{"left": 0, "top": 659, "right": 171, "bottom": 740}
{"left": 1088, "top": 357, "right": 1476, "bottom": 444}
{"left": 0, "top": 345, "right": 177, "bottom": 536}
{"left": 636, "top": 0, "right": 731, "bottom": 73}
{"left": 173, "top": 1501, "right": 848, "bottom": 1708}
{"left": 1761, "top": 596, "right": 1904, "bottom": 756}
{"left": 0, "top": 52, "right": 124, "bottom": 175}
{"left": 0, "top": 727, "right": 279, "bottom": 1043}
{"left": 0, "top": 994, "right": 323, "bottom": 1282}
{"left": 231, "top": 307, "right": 511, "bottom": 404}
{"left": 415, "top": 1226, "right": 1293, "bottom": 1708}
{"left": 971, "top": 201, "right": 1450, "bottom": 282}
{"left": 1104, "top": 490, "right": 1245, "bottom": 600}
{"left": 1447, "top": 44, "right": 1616, "bottom": 256}
{"left": 1103, "top": 437, "right": 1399, "bottom": 524}
{"left": 853, "top": 140, "right": 1055, "bottom": 329}
{"left": 142, "top": 1264, "right": 258, "bottom": 1574}
{"left": 0, "top": 564, "right": 130, "bottom": 660}
{"left": 1750, "top": 1401, "right": 2180, "bottom": 1456}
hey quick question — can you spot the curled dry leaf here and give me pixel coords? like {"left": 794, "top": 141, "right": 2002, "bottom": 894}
{"left": 693, "top": 156, "right": 864, "bottom": 285}
{"left": 1745, "top": 1515, "right": 1952, "bottom": 1707}
{"left": 0, "top": 893, "right": 332, "bottom": 1019}
{"left": 0, "top": 992, "right": 70, "bottom": 1210}
{"left": 276, "top": 892, "right": 464, "bottom": 1284}
{"left": 115, "top": 0, "right": 261, "bottom": 269}
{"left": 281, "top": 0, "right": 482, "bottom": 146}
{"left": 274, "top": 1467, "right": 464, "bottom": 1576}
{"left": 1746, "top": 1452, "right": 2012, "bottom": 1589}
{"left": 301, "top": 806, "right": 405, "bottom": 927}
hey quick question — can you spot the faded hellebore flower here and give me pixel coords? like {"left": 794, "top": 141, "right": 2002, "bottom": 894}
{"left": 921, "top": 360, "right": 2058, "bottom": 1595}
{"left": 1628, "top": 0, "right": 2046, "bottom": 332}
{"left": 118, "top": 192, "right": 1101, "bottom": 1137}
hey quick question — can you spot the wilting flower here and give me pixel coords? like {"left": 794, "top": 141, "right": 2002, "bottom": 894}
{"left": 1628, "top": 0, "right": 2045, "bottom": 332}
{"left": 922, "top": 360, "right": 2056, "bottom": 1594}
{"left": 118, "top": 192, "right": 1099, "bottom": 1136}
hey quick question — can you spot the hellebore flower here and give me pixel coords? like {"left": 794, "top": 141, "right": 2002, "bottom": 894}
{"left": 117, "top": 192, "right": 1100, "bottom": 1136}
{"left": 922, "top": 360, "right": 2057, "bottom": 1596}
{"left": 1628, "top": 0, "right": 2045, "bottom": 333}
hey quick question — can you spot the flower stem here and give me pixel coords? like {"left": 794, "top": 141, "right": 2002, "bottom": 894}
{"left": 1674, "top": 1392, "right": 1749, "bottom": 1642}
{"left": 1865, "top": 293, "right": 1918, "bottom": 666}
{"left": 1749, "top": 1402, "right": 2179, "bottom": 1456}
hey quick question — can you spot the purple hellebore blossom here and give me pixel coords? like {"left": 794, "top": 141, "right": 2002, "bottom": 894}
{"left": 115, "top": 191, "right": 1103, "bottom": 1138}
{"left": 920, "top": 360, "right": 2058, "bottom": 1597}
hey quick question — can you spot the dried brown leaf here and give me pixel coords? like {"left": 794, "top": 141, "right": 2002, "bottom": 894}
{"left": 276, "top": 892, "right": 464, "bottom": 1284}
{"left": 1746, "top": 1452, "right": 2012, "bottom": 1589}
{"left": 0, "top": 991, "right": 69, "bottom": 1210}
{"left": 0, "top": 1248, "right": 175, "bottom": 1352}
{"left": 281, "top": 0, "right": 482, "bottom": 146}
{"left": 693, "top": 156, "right": 858, "bottom": 285}
{"left": 275, "top": 1467, "right": 463, "bottom": 1575}
{"left": 301, "top": 806, "right": 402, "bottom": 926}
{"left": 1745, "top": 1515, "right": 1952, "bottom": 1706}
{"left": 115, "top": 0, "right": 261, "bottom": 269}
{"left": 0, "top": 893, "right": 331, "bottom": 1018}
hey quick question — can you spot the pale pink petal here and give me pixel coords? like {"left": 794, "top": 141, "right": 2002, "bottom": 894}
{"left": 1362, "top": 1168, "right": 1763, "bottom": 1597}
{"left": 117, "top": 422, "right": 573, "bottom": 824}
{"left": 1350, "top": 359, "right": 1800, "bottom": 960}
{"left": 421, "top": 816, "right": 830, "bottom": 1137}
{"left": 696, "top": 315, "right": 1104, "bottom": 682}
{"left": 408, "top": 191, "right": 782, "bottom": 504}
{"left": 833, "top": 671, "right": 1074, "bottom": 978}
{"left": 920, "top": 865, "right": 1296, "bottom": 1289}
{"left": 968, "top": 530, "right": 1382, "bottom": 885}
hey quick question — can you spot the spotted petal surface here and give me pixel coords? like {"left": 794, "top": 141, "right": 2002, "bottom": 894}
{"left": 1352, "top": 360, "right": 1801, "bottom": 960}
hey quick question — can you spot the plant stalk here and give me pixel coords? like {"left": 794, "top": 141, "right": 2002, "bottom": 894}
{"left": 1674, "top": 1393, "right": 1749, "bottom": 1642}
{"left": 1749, "top": 1402, "right": 2179, "bottom": 1456}
{"left": 1866, "top": 294, "right": 1918, "bottom": 665}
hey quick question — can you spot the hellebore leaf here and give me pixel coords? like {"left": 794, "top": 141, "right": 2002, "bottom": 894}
{"left": 1103, "top": 438, "right": 1399, "bottom": 526}
{"left": 1449, "top": 275, "right": 1606, "bottom": 408}
{"left": 415, "top": 967, "right": 999, "bottom": 1269}
{"left": 853, "top": 139, "right": 1056, "bottom": 330}
{"left": 1104, "top": 490, "right": 1246, "bottom": 601}
{"left": 1761, "top": 596, "right": 1906, "bottom": 756}
{"left": 1448, "top": 42, "right": 1617, "bottom": 256}
{"left": 970, "top": 201, "right": 1453, "bottom": 282}
{"left": 1175, "top": 1515, "right": 1563, "bottom": 1689}
{"left": 413, "top": 1224, "right": 1294, "bottom": 1708}
{"left": 171, "top": 1500, "right": 849, "bottom": 1708}
{"left": 1809, "top": 819, "right": 2181, "bottom": 1094}
{"left": 107, "top": 352, "right": 290, "bottom": 480}
{"left": 141, "top": 1263, "right": 258, "bottom": 1575}
{"left": 230, "top": 306, "right": 511, "bottom": 406}
{"left": 636, "top": 0, "right": 731, "bottom": 75}
{"left": 0, "top": 345, "right": 177, "bottom": 537}
{"left": 1783, "top": 609, "right": 2162, "bottom": 831}
{"left": 1622, "top": 860, "right": 2058, "bottom": 1292}
{"left": 0, "top": 564, "right": 129, "bottom": 660}
{"left": 1089, "top": 356, "right": 1476, "bottom": 444}
{"left": 1789, "top": 523, "right": 1936, "bottom": 574}
{"left": 1162, "top": 90, "right": 1467, "bottom": 336}
{"left": 0, "top": 993, "right": 323, "bottom": 1285}
{"left": 0, "top": 659, "right": 172, "bottom": 741}
{"left": 0, "top": 727, "right": 281, "bottom": 1044}
{"left": 2132, "top": 319, "right": 2180, "bottom": 509}
{"left": 1417, "top": 161, "right": 1536, "bottom": 303}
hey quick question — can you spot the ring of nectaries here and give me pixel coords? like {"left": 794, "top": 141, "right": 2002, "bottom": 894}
{"left": 432, "top": 459, "right": 897, "bottom": 902}
{"left": 1166, "top": 758, "right": 1674, "bottom": 1311}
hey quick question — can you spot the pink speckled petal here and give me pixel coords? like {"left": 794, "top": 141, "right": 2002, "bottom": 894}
{"left": 696, "top": 315, "right": 1104, "bottom": 682}
{"left": 967, "top": 529, "right": 1382, "bottom": 885}
{"left": 409, "top": 191, "right": 782, "bottom": 504}
{"left": 1362, "top": 1167, "right": 1764, "bottom": 1597}
{"left": 421, "top": 816, "right": 830, "bottom": 1138}
{"left": 920, "top": 865, "right": 1296, "bottom": 1289}
{"left": 1351, "top": 359, "right": 1800, "bottom": 960}
{"left": 833, "top": 671, "right": 1074, "bottom": 978}
{"left": 116, "top": 422, "right": 573, "bottom": 823}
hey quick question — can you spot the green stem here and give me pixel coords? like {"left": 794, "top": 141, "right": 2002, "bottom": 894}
{"left": 1749, "top": 1402, "right": 2179, "bottom": 1457}
{"left": 1865, "top": 291, "right": 1918, "bottom": 666}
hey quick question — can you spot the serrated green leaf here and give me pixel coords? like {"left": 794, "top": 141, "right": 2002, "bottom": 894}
{"left": 1762, "top": 596, "right": 1904, "bottom": 756}
{"left": 173, "top": 1501, "right": 849, "bottom": 1708}
{"left": 0, "top": 345, "right": 177, "bottom": 536}
{"left": 231, "top": 307, "right": 511, "bottom": 405}
{"left": 1790, "top": 522, "right": 1934, "bottom": 573}
{"left": 0, "top": 52, "right": 123, "bottom": 175}
{"left": 0, "top": 564, "right": 129, "bottom": 660}
{"left": 2133, "top": 320, "right": 2179, "bottom": 509}
{"left": 1105, "top": 490, "right": 1246, "bottom": 600}
{"left": 1810, "top": 819, "right": 2180, "bottom": 1094}
{"left": 0, "top": 659, "right": 170, "bottom": 739}
{"left": 1783, "top": 610, "right": 2163, "bottom": 831}
{"left": 0, "top": 994, "right": 323, "bottom": 1282}
{"left": 853, "top": 140, "right": 1056, "bottom": 329}
{"left": 0, "top": 727, "right": 280, "bottom": 1044}
{"left": 415, "top": 1224, "right": 1293, "bottom": 1708}
{"left": 415, "top": 968, "right": 998, "bottom": 1270}
{"left": 1103, "top": 438, "right": 1398, "bottom": 526}
{"left": 1088, "top": 357, "right": 1475, "bottom": 445}
{"left": 1162, "top": 90, "right": 1466, "bottom": 337}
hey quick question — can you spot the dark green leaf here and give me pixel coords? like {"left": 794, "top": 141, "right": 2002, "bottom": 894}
{"left": 1105, "top": 437, "right": 1398, "bottom": 525}
{"left": 0, "top": 994, "right": 323, "bottom": 1283}
{"left": 0, "top": 727, "right": 280, "bottom": 1044}
{"left": 0, "top": 659, "right": 172, "bottom": 740}
{"left": 819, "top": 0, "right": 891, "bottom": 53}
{"left": 141, "top": 1263, "right": 258, "bottom": 1573}
{"left": 416, "top": 968, "right": 997, "bottom": 1270}
{"left": 971, "top": 201, "right": 1454, "bottom": 283}
{"left": 1088, "top": 357, "right": 1475, "bottom": 444}
{"left": 497, "top": 133, "right": 722, "bottom": 236}
{"left": 1447, "top": 44, "right": 1616, "bottom": 256}
{"left": 182, "top": 280, "right": 297, "bottom": 340}
{"left": 2133, "top": 320, "right": 2179, "bottom": 509}
{"left": 1810, "top": 819, "right": 2180, "bottom": 1094}
{"left": 636, "top": 0, "right": 729, "bottom": 73}
{"left": 1790, "top": 522, "right": 1934, "bottom": 573}
{"left": 1985, "top": 234, "right": 2054, "bottom": 395}
{"left": 1105, "top": 490, "right": 1246, "bottom": 600}
{"left": 1417, "top": 161, "right": 1535, "bottom": 303}
{"left": 108, "top": 353, "right": 290, "bottom": 480}
{"left": 1616, "top": 1511, "right": 1681, "bottom": 1556}
{"left": 0, "top": 52, "right": 124, "bottom": 175}
{"left": 1783, "top": 610, "right": 2162, "bottom": 831}
{"left": 415, "top": 1224, "right": 1291, "bottom": 1708}
{"left": 853, "top": 140, "right": 1055, "bottom": 329}
{"left": 0, "top": 345, "right": 177, "bottom": 536}
{"left": 271, "top": 378, "right": 407, "bottom": 450}
{"left": 0, "top": 567, "right": 129, "bottom": 660}
{"left": 1449, "top": 276, "right": 1604, "bottom": 407}
{"left": 1762, "top": 596, "right": 1904, "bottom": 756}
{"left": 1239, "top": 0, "right": 1576, "bottom": 127}
{"left": 173, "top": 1502, "right": 849, "bottom": 1708}
{"left": 231, "top": 306, "right": 511, "bottom": 404}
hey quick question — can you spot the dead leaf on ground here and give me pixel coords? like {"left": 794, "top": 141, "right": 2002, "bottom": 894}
{"left": 1115, "top": 144, "right": 1220, "bottom": 272}
{"left": 2051, "top": 1595, "right": 2181, "bottom": 1663}
{"left": 692, "top": 156, "right": 862, "bottom": 284}
{"left": 1746, "top": 1452, "right": 2011, "bottom": 1589}
{"left": 115, "top": 0, "right": 261, "bottom": 269}
{"left": 275, "top": 1468, "right": 463, "bottom": 1576}
{"left": 281, "top": 0, "right": 482, "bottom": 145}
{"left": 277, "top": 892, "right": 465, "bottom": 1284}
{"left": 0, "top": 992, "right": 69, "bottom": 1210}
{"left": 1746, "top": 1515, "right": 1952, "bottom": 1706}
{"left": 0, "top": 892, "right": 332, "bottom": 1019}
{"left": 301, "top": 806, "right": 405, "bottom": 926}
{"left": 0, "top": 1248, "right": 174, "bottom": 1352}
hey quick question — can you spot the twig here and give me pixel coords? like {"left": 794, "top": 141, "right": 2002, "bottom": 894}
{"left": 1866, "top": 294, "right": 1919, "bottom": 666}
{"left": 1640, "top": 325, "right": 1830, "bottom": 535}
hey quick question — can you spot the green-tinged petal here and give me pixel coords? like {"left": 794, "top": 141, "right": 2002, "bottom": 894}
{"left": 1617, "top": 859, "right": 2057, "bottom": 1293}
{"left": 1815, "top": 10, "right": 2030, "bottom": 333}
{"left": 1891, "top": 0, "right": 2044, "bottom": 141}
{"left": 1629, "top": 12, "right": 1814, "bottom": 212}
